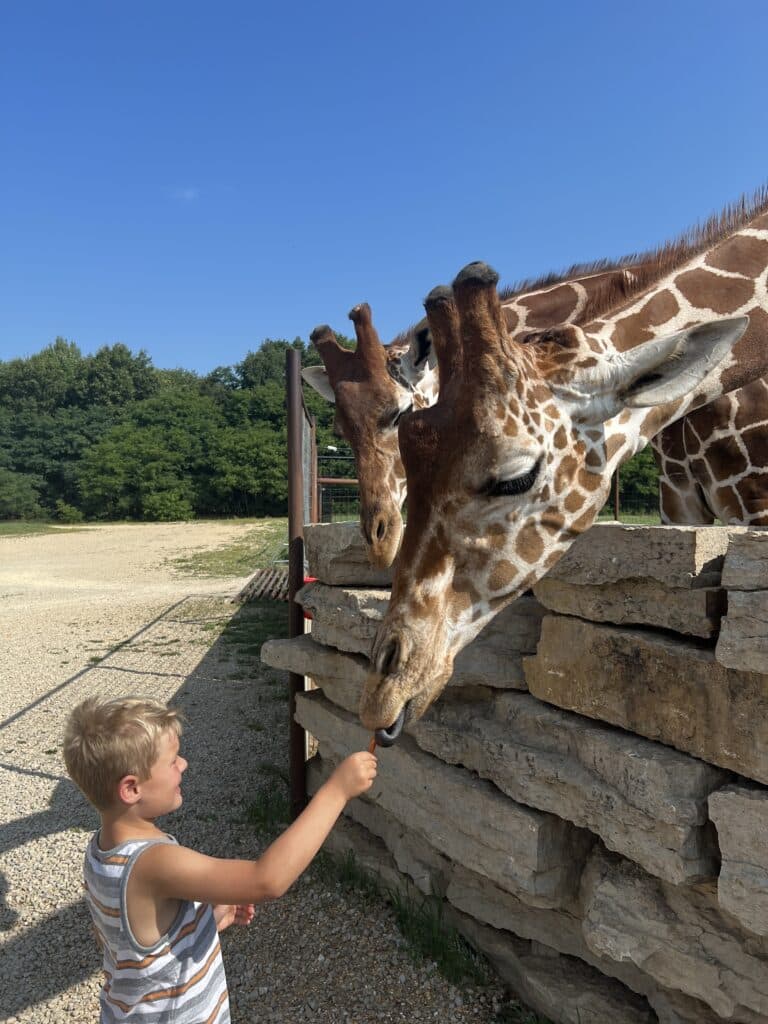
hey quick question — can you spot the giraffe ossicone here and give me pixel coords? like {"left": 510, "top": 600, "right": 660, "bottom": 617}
{"left": 360, "top": 251, "right": 761, "bottom": 740}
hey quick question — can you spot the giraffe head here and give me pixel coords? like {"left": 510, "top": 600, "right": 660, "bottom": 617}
{"left": 361, "top": 261, "right": 749, "bottom": 741}
{"left": 304, "top": 305, "right": 431, "bottom": 568}
{"left": 305, "top": 263, "right": 647, "bottom": 569}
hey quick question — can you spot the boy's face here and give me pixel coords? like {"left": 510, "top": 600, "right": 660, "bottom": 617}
{"left": 137, "top": 730, "right": 187, "bottom": 817}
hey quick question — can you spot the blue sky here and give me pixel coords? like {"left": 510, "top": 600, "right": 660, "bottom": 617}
{"left": 2, "top": 1, "right": 768, "bottom": 375}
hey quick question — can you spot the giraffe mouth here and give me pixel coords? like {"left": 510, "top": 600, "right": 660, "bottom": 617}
{"left": 374, "top": 702, "right": 410, "bottom": 747}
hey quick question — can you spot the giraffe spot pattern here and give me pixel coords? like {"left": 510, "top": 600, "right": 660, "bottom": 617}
{"left": 675, "top": 268, "right": 754, "bottom": 314}
{"left": 488, "top": 559, "right": 516, "bottom": 591}
{"left": 706, "top": 234, "right": 768, "bottom": 277}
{"left": 613, "top": 289, "right": 680, "bottom": 349}
{"left": 515, "top": 522, "right": 545, "bottom": 564}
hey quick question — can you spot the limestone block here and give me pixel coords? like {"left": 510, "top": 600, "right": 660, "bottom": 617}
{"left": 297, "top": 581, "right": 543, "bottom": 689}
{"left": 260, "top": 635, "right": 366, "bottom": 712}
{"left": 450, "top": 909, "right": 657, "bottom": 1024}
{"left": 581, "top": 846, "right": 768, "bottom": 1023}
{"left": 721, "top": 529, "right": 768, "bottom": 590}
{"left": 534, "top": 577, "right": 725, "bottom": 638}
{"left": 297, "top": 584, "right": 387, "bottom": 656}
{"left": 304, "top": 521, "right": 392, "bottom": 586}
{"left": 716, "top": 591, "right": 768, "bottom": 674}
{"left": 325, "top": 774, "right": 722, "bottom": 1024}
{"left": 524, "top": 616, "right": 768, "bottom": 784}
{"left": 546, "top": 523, "right": 746, "bottom": 589}
{"left": 709, "top": 784, "right": 768, "bottom": 937}
{"left": 450, "top": 866, "right": 728, "bottom": 1024}
{"left": 308, "top": 755, "right": 451, "bottom": 897}
{"left": 295, "top": 691, "right": 592, "bottom": 908}
{"left": 411, "top": 691, "right": 726, "bottom": 884}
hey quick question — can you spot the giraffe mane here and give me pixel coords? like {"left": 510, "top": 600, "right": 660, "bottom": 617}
{"left": 577, "top": 183, "right": 768, "bottom": 323}
{"left": 388, "top": 183, "right": 768, "bottom": 349}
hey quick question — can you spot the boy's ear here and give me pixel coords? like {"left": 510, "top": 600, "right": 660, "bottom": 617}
{"left": 117, "top": 774, "right": 142, "bottom": 806}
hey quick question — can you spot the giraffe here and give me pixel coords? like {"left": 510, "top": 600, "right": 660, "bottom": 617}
{"left": 304, "top": 262, "right": 646, "bottom": 568}
{"left": 356, "top": 192, "right": 768, "bottom": 743}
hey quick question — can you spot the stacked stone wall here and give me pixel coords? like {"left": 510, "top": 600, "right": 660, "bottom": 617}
{"left": 261, "top": 522, "right": 768, "bottom": 1024}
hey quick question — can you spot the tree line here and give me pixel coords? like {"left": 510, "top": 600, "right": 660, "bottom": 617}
{"left": 0, "top": 337, "right": 342, "bottom": 522}
{"left": 0, "top": 336, "right": 659, "bottom": 523}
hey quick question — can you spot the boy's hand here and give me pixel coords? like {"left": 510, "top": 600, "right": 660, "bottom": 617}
{"left": 328, "top": 751, "right": 377, "bottom": 800}
{"left": 214, "top": 903, "right": 255, "bottom": 932}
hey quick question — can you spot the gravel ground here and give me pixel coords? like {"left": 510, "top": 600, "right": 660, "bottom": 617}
{"left": 0, "top": 522, "right": 507, "bottom": 1023}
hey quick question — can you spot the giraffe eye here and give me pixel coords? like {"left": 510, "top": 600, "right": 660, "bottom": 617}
{"left": 485, "top": 458, "right": 541, "bottom": 498}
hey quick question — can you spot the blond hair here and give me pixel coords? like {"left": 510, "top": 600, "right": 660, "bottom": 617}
{"left": 63, "top": 696, "right": 183, "bottom": 810}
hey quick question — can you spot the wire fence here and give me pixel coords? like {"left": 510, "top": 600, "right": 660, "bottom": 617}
{"left": 315, "top": 447, "right": 662, "bottom": 525}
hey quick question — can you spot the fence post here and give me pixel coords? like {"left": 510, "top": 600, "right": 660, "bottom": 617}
{"left": 286, "top": 349, "right": 307, "bottom": 819}
{"left": 613, "top": 468, "right": 621, "bottom": 521}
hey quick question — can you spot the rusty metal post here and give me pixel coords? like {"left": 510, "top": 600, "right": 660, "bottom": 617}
{"left": 309, "top": 415, "right": 318, "bottom": 524}
{"left": 286, "top": 349, "right": 307, "bottom": 819}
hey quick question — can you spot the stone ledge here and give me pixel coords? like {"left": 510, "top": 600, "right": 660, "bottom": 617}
{"left": 721, "top": 530, "right": 768, "bottom": 590}
{"left": 296, "top": 690, "right": 592, "bottom": 908}
{"left": 524, "top": 615, "right": 768, "bottom": 784}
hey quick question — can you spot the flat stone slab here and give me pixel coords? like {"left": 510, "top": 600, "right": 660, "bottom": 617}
{"left": 297, "top": 582, "right": 543, "bottom": 689}
{"left": 581, "top": 846, "right": 768, "bottom": 1023}
{"left": 323, "top": 805, "right": 657, "bottom": 1024}
{"left": 721, "top": 530, "right": 768, "bottom": 590}
{"left": 296, "top": 690, "right": 592, "bottom": 908}
{"left": 545, "top": 523, "right": 746, "bottom": 589}
{"left": 411, "top": 690, "right": 726, "bottom": 885}
{"left": 534, "top": 578, "right": 725, "bottom": 638}
{"left": 716, "top": 591, "right": 768, "bottom": 674}
{"left": 304, "top": 522, "right": 392, "bottom": 586}
{"left": 709, "top": 784, "right": 768, "bottom": 937}
{"left": 524, "top": 616, "right": 768, "bottom": 784}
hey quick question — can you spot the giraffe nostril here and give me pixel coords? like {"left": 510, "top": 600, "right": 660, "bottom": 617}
{"left": 376, "top": 637, "right": 401, "bottom": 677}
{"left": 375, "top": 517, "right": 387, "bottom": 543}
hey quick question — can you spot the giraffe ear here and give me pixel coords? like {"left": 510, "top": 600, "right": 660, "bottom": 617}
{"left": 621, "top": 315, "right": 749, "bottom": 408}
{"left": 301, "top": 365, "right": 336, "bottom": 404}
{"left": 560, "top": 315, "right": 749, "bottom": 425}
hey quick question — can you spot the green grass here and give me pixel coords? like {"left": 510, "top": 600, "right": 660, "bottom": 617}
{"left": 171, "top": 517, "right": 288, "bottom": 577}
{"left": 0, "top": 521, "right": 86, "bottom": 537}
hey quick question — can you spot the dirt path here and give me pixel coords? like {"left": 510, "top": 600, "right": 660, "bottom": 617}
{"left": 0, "top": 522, "right": 502, "bottom": 1024}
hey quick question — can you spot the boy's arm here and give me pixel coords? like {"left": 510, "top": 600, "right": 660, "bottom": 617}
{"left": 136, "top": 751, "right": 376, "bottom": 907}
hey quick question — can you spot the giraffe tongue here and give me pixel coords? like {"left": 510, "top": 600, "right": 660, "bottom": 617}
{"left": 374, "top": 705, "right": 407, "bottom": 747}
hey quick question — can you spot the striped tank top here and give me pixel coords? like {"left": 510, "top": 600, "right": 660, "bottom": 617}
{"left": 83, "top": 832, "right": 230, "bottom": 1023}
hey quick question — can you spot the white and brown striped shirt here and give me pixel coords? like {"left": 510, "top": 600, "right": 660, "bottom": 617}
{"left": 84, "top": 832, "right": 230, "bottom": 1023}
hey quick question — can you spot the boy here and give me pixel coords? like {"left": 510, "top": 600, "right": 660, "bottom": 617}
{"left": 63, "top": 695, "right": 377, "bottom": 1023}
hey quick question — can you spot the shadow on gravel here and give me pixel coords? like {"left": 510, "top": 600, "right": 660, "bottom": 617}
{"left": 0, "top": 597, "right": 290, "bottom": 1019}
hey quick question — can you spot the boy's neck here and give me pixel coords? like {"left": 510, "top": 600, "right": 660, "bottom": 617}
{"left": 98, "top": 808, "right": 167, "bottom": 850}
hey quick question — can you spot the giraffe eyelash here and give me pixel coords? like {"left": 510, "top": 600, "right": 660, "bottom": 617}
{"left": 484, "top": 458, "right": 542, "bottom": 498}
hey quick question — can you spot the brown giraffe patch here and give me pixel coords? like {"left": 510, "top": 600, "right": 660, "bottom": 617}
{"left": 740, "top": 425, "right": 768, "bottom": 468}
{"left": 705, "top": 436, "right": 749, "bottom": 479}
{"left": 714, "top": 484, "right": 742, "bottom": 520}
{"left": 519, "top": 285, "right": 579, "bottom": 328}
{"left": 488, "top": 559, "right": 517, "bottom": 591}
{"left": 502, "top": 307, "right": 519, "bottom": 332}
{"left": 612, "top": 289, "right": 680, "bottom": 349}
{"left": 564, "top": 489, "right": 586, "bottom": 513}
{"left": 706, "top": 234, "right": 768, "bottom": 277}
{"left": 553, "top": 426, "right": 568, "bottom": 450}
{"left": 515, "top": 522, "right": 545, "bottom": 564}
{"left": 585, "top": 448, "right": 602, "bottom": 468}
{"left": 576, "top": 466, "right": 604, "bottom": 491}
{"left": 605, "top": 434, "right": 626, "bottom": 463}
{"left": 554, "top": 455, "right": 579, "bottom": 493}
{"left": 675, "top": 268, "right": 754, "bottom": 313}
{"left": 540, "top": 509, "right": 566, "bottom": 535}
{"left": 659, "top": 481, "right": 690, "bottom": 523}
